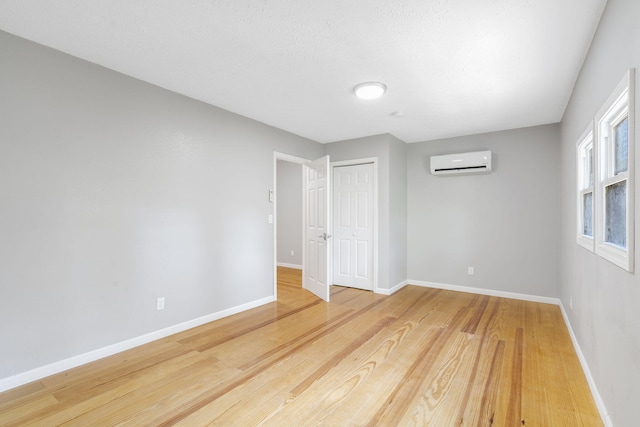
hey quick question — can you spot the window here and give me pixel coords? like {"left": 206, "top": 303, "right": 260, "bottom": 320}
{"left": 577, "top": 127, "right": 594, "bottom": 251}
{"left": 593, "top": 69, "right": 635, "bottom": 271}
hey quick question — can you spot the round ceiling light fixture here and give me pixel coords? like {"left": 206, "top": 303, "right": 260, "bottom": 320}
{"left": 353, "top": 81, "right": 387, "bottom": 100}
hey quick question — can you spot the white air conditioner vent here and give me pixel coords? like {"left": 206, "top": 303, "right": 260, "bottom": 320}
{"left": 430, "top": 151, "right": 492, "bottom": 175}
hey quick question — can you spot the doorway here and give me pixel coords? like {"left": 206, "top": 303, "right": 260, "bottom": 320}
{"left": 276, "top": 159, "right": 303, "bottom": 270}
{"left": 273, "top": 153, "right": 307, "bottom": 301}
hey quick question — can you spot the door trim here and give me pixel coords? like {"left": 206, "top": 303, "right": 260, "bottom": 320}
{"left": 331, "top": 157, "right": 379, "bottom": 294}
{"left": 273, "top": 152, "right": 308, "bottom": 301}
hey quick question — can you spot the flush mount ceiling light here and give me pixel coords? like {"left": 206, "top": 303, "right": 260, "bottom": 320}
{"left": 353, "top": 82, "right": 387, "bottom": 100}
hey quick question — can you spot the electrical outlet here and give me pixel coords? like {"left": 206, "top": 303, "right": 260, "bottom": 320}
{"left": 569, "top": 295, "right": 573, "bottom": 310}
{"left": 157, "top": 297, "right": 165, "bottom": 311}
{"left": 468, "top": 267, "right": 474, "bottom": 276}
{"left": 290, "top": 250, "right": 294, "bottom": 256}
{"left": 268, "top": 214, "right": 273, "bottom": 224}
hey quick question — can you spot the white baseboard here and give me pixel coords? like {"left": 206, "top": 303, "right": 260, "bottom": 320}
{"left": 377, "top": 280, "right": 408, "bottom": 295}
{"left": 277, "top": 262, "right": 302, "bottom": 270}
{"left": 558, "top": 303, "right": 611, "bottom": 427}
{"left": 0, "top": 296, "right": 274, "bottom": 393}
{"left": 408, "top": 279, "right": 561, "bottom": 305}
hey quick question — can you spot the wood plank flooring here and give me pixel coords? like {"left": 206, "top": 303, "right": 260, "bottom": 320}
{"left": 0, "top": 267, "right": 602, "bottom": 426}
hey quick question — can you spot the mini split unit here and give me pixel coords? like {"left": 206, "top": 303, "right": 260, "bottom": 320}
{"left": 430, "top": 150, "right": 492, "bottom": 175}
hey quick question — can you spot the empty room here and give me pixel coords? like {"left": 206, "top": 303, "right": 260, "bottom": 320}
{"left": 0, "top": 0, "right": 638, "bottom": 425}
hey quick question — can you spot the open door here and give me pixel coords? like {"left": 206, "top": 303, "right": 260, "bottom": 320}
{"left": 303, "top": 155, "right": 331, "bottom": 302}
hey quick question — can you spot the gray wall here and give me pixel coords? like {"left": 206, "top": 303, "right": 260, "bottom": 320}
{"left": 407, "top": 125, "right": 560, "bottom": 298}
{"left": 388, "top": 135, "right": 408, "bottom": 288}
{"left": 276, "top": 160, "right": 302, "bottom": 267}
{"left": 324, "top": 134, "right": 408, "bottom": 290}
{"left": 559, "top": 0, "right": 640, "bottom": 424}
{"left": 0, "top": 30, "right": 323, "bottom": 379}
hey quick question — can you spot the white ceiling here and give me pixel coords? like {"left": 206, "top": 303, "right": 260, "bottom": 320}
{"left": 0, "top": 0, "right": 606, "bottom": 143}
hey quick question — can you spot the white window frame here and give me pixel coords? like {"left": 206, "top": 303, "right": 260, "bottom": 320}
{"left": 594, "top": 69, "right": 635, "bottom": 272}
{"left": 576, "top": 125, "right": 595, "bottom": 251}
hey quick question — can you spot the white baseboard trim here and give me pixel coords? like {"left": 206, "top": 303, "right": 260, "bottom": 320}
{"left": 408, "top": 279, "right": 561, "bottom": 305}
{"left": 0, "top": 295, "right": 274, "bottom": 393}
{"left": 277, "top": 262, "right": 302, "bottom": 270}
{"left": 558, "top": 303, "right": 611, "bottom": 427}
{"left": 377, "top": 280, "right": 408, "bottom": 295}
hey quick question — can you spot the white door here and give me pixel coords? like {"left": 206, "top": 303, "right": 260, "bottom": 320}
{"left": 303, "top": 155, "right": 331, "bottom": 301}
{"left": 333, "top": 163, "right": 374, "bottom": 290}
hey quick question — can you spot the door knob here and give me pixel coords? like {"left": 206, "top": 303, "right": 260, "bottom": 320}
{"left": 319, "top": 232, "right": 332, "bottom": 240}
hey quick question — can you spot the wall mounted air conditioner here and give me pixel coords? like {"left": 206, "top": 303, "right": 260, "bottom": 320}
{"left": 430, "top": 150, "right": 492, "bottom": 175}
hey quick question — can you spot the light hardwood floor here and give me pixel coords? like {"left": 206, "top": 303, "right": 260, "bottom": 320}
{"left": 0, "top": 267, "right": 601, "bottom": 426}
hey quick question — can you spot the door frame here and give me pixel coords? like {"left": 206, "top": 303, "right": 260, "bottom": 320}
{"left": 273, "top": 152, "right": 308, "bottom": 301}
{"left": 331, "top": 157, "right": 379, "bottom": 294}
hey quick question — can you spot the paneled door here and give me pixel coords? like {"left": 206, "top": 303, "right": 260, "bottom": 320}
{"left": 302, "top": 155, "right": 331, "bottom": 301}
{"left": 333, "top": 163, "right": 374, "bottom": 290}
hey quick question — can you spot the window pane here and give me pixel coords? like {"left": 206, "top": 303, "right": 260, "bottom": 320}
{"left": 605, "top": 180, "right": 626, "bottom": 247}
{"left": 614, "top": 116, "right": 628, "bottom": 175}
{"left": 583, "top": 192, "right": 593, "bottom": 237}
